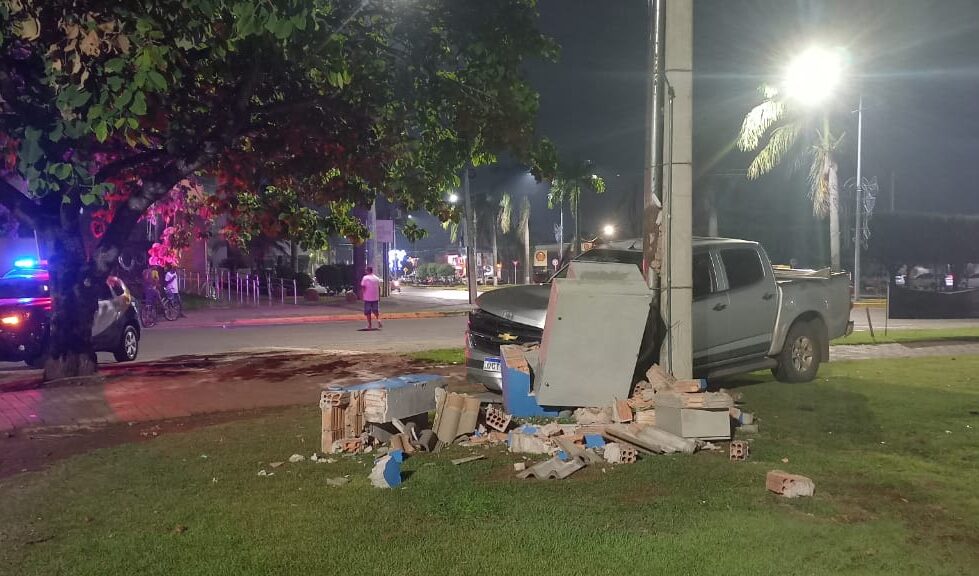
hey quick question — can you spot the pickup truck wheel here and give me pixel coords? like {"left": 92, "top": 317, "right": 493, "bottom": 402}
{"left": 774, "top": 321, "right": 821, "bottom": 383}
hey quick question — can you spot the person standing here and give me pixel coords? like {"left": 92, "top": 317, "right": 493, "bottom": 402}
{"left": 360, "top": 266, "right": 382, "bottom": 329}
{"left": 164, "top": 266, "right": 185, "bottom": 317}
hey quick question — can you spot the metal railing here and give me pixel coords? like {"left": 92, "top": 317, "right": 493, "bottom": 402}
{"left": 177, "top": 269, "right": 299, "bottom": 306}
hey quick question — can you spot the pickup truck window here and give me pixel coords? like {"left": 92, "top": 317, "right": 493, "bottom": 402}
{"left": 720, "top": 248, "right": 764, "bottom": 290}
{"left": 692, "top": 252, "right": 714, "bottom": 299}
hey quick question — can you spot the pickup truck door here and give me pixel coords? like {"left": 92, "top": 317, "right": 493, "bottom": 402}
{"left": 692, "top": 249, "right": 730, "bottom": 367}
{"left": 716, "top": 246, "right": 779, "bottom": 360}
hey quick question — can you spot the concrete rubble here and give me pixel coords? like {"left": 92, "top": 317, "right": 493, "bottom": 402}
{"left": 305, "top": 360, "right": 767, "bottom": 487}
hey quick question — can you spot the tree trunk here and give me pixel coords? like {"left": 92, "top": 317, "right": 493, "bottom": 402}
{"left": 352, "top": 207, "right": 369, "bottom": 298}
{"left": 523, "top": 216, "right": 531, "bottom": 285}
{"left": 491, "top": 227, "right": 499, "bottom": 286}
{"left": 829, "top": 159, "right": 841, "bottom": 272}
{"left": 290, "top": 241, "right": 299, "bottom": 274}
{"left": 42, "top": 227, "right": 100, "bottom": 381}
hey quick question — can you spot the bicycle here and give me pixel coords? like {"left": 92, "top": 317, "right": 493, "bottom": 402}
{"left": 140, "top": 288, "right": 180, "bottom": 327}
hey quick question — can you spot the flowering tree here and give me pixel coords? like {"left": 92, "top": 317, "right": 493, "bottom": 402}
{"left": 0, "top": 0, "right": 557, "bottom": 379}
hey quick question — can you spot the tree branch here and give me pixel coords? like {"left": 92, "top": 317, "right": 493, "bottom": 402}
{"left": 0, "top": 175, "right": 43, "bottom": 230}
{"left": 95, "top": 149, "right": 165, "bottom": 182}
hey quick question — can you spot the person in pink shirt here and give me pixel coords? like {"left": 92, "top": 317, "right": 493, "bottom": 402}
{"left": 360, "top": 267, "right": 383, "bottom": 329}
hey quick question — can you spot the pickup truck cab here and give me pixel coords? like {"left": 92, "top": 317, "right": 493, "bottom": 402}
{"left": 466, "top": 237, "right": 852, "bottom": 391}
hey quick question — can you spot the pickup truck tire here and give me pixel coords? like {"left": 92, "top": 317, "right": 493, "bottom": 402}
{"left": 773, "top": 321, "right": 822, "bottom": 383}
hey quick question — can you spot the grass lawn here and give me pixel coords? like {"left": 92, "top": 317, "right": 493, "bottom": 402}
{"left": 407, "top": 348, "right": 465, "bottom": 365}
{"left": 832, "top": 327, "right": 979, "bottom": 346}
{"left": 1, "top": 358, "right": 977, "bottom": 575}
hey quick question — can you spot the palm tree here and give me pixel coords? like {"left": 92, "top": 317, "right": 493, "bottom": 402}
{"left": 499, "top": 191, "right": 531, "bottom": 284}
{"left": 737, "top": 85, "right": 845, "bottom": 271}
{"left": 548, "top": 160, "right": 606, "bottom": 255}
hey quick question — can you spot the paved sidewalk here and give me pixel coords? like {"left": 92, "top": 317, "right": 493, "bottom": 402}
{"left": 830, "top": 340, "right": 979, "bottom": 361}
{"left": 175, "top": 289, "right": 471, "bottom": 328}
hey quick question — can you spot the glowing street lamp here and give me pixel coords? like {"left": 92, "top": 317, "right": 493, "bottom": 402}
{"left": 448, "top": 193, "right": 459, "bottom": 204}
{"left": 602, "top": 224, "right": 616, "bottom": 239}
{"left": 784, "top": 46, "right": 845, "bottom": 107}
{"left": 785, "top": 46, "right": 866, "bottom": 300}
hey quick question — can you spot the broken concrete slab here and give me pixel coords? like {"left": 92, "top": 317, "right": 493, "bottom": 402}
{"left": 657, "top": 391, "right": 734, "bottom": 409}
{"left": 451, "top": 455, "right": 486, "bottom": 465}
{"left": 554, "top": 437, "right": 603, "bottom": 465}
{"left": 655, "top": 405, "right": 731, "bottom": 440}
{"left": 516, "top": 456, "right": 587, "bottom": 480}
{"left": 508, "top": 431, "right": 552, "bottom": 455}
{"left": 766, "top": 470, "right": 814, "bottom": 498}
{"left": 573, "top": 407, "right": 613, "bottom": 425}
{"left": 605, "top": 424, "right": 697, "bottom": 454}
{"left": 335, "top": 374, "right": 443, "bottom": 424}
{"left": 325, "top": 477, "right": 350, "bottom": 487}
{"left": 288, "top": 454, "right": 305, "bottom": 463}
{"left": 537, "top": 422, "right": 564, "bottom": 437}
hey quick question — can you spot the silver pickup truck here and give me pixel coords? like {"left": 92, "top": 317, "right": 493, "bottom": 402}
{"left": 466, "top": 237, "right": 852, "bottom": 391}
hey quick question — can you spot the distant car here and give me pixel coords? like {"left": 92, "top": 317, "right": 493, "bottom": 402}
{"left": 0, "top": 263, "right": 141, "bottom": 366}
{"left": 908, "top": 272, "right": 938, "bottom": 291}
{"left": 960, "top": 272, "right": 979, "bottom": 289}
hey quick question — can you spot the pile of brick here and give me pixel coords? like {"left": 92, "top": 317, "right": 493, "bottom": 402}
{"left": 315, "top": 368, "right": 768, "bottom": 488}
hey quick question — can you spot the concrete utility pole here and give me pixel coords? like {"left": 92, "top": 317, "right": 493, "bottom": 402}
{"left": 462, "top": 164, "right": 478, "bottom": 305}
{"left": 659, "top": 0, "right": 694, "bottom": 378}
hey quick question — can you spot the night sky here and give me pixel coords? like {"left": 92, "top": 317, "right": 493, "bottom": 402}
{"left": 408, "top": 0, "right": 979, "bottom": 268}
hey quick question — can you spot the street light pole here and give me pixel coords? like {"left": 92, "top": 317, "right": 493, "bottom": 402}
{"left": 854, "top": 94, "right": 864, "bottom": 301}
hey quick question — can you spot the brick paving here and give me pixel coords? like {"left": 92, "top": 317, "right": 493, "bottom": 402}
{"left": 0, "top": 351, "right": 463, "bottom": 434}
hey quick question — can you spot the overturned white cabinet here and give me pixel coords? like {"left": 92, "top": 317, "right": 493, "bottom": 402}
{"left": 534, "top": 262, "right": 652, "bottom": 407}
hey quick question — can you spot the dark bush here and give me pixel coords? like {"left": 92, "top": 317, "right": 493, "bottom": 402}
{"left": 294, "top": 272, "right": 313, "bottom": 292}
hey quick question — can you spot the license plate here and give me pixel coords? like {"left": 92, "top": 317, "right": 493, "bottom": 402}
{"left": 483, "top": 357, "right": 502, "bottom": 373}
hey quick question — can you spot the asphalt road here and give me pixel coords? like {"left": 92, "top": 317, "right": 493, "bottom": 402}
{"left": 0, "top": 315, "right": 468, "bottom": 372}
{"left": 2, "top": 305, "right": 977, "bottom": 372}
{"left": 130, "top": 315, "right": 468, "bottom": 362}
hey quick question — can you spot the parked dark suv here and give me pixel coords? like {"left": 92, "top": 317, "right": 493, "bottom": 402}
{"left": 0, "top": 263, "right": 141, "bottom": 366}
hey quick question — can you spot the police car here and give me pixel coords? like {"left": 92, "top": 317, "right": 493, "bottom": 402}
{"left": 0, "top": 259, "right": 141, "bottom": 367}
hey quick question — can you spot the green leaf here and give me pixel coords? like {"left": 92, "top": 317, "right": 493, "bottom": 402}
{"left": 70, "top": 89, "right": 92, "bottom": 108}
{"left": 48, "top": 163, "right": 73, "bottom": 180}
{"left": 49, "top": 122, "right": 65, "bottom": 143}
{"left": 107, "top": 76, "right": 124, "bottom": 91}
{"left": 131, "top": 92, "right": 147, "bottom": 116}
{"left": 115, "top": 89, "right": 133, "bottom": 110}
{"left": 127, "top": 117, "right": 139, "bottom": 129}
{"left": 94, "top": 120, "right": 109, "bottom": 142}
{"left": 19, "top": 127, "right": 43, "bottom": 165}
{"left": 147, "top": 70, "right": 167, "bottom": 91}
{"left": 104, "top": 58, "right": 125, "bottom": 73}
{"left": 80, "top": 193, "right": 98, "bottom": 206}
